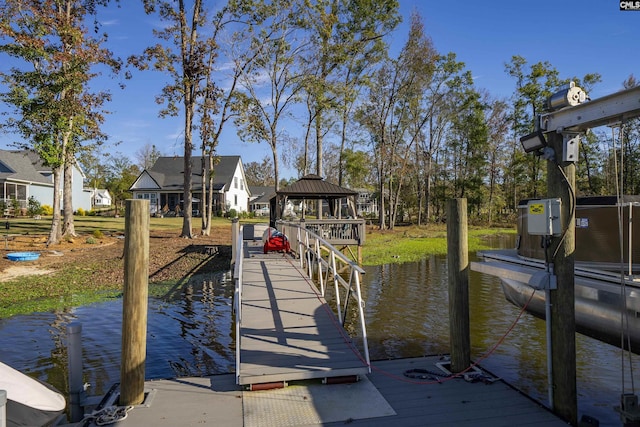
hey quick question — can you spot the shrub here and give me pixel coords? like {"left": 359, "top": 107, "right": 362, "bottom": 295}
{"left": 27, "top": 196, "right": 43, "bottom": 217}
{"left": 85, "top": 237, "right": 97, "bottom": 244}
{"left": 76, "top": 207, "right": 86, "bottom": 216}
{"left": 227, "top": 208, "right": 238, "bottom": 218}
{"left": 41, "top": 205, "right": 53, "bottom": 215}
{"left": 92, "top": 229, "right": 104, "bottom": 239}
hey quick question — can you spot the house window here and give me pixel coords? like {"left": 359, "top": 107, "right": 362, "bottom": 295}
{"left": 234, "top": 195, "right": 238, "bottom": 206}
{"left": 136, "top": 193, "right": 157, "bottom": 202}
{"left": 234, "top": 177, "right": 238, "bottom": 189}
{"left": 2, "top": 183, "right": 27, "bottom": 206}
{"left": 240, "top": 179, "right": 244, "bottom": 190}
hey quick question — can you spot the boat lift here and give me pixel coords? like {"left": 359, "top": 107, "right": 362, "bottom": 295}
{"left": 473, "top": 83, "right": 640, "bottom": 424}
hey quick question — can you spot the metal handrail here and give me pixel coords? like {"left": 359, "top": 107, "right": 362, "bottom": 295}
{"left": 277, "top": 220, "right": 370, "bottom": 370}
{"left": 233, "top": 225, "right": 244, "bottom": 385}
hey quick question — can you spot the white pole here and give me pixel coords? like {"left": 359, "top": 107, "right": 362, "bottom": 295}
{"left": 0, "top": 389, "right": 6, "bottom": 427}
{"left": 545, "top": 287, "right": 554, "bottom": 409}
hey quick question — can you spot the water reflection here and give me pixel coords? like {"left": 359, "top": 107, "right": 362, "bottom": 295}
{"left": 350, "top": 235, "right": 640, "bottom": 426}
{"left": 0, "top": 271, "right": 235, "bottom": 397}
{"left": 1, "top": 234, "right": 638, "bottom": 426}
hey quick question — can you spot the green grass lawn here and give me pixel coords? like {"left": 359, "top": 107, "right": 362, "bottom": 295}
{"left": 2, "top": 214, "right": 255, "bottom": 236}
{"left": 362, "top": 225, "right": 516, "bottom": 265}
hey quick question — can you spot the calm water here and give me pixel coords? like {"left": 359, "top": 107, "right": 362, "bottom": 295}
{"left": 1, "top": 235, "right": 638, "bottom": 426}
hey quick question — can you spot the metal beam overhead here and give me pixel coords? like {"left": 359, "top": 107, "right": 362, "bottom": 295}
{"left": 540, "top": 85, "right": 640, "bottom": 133}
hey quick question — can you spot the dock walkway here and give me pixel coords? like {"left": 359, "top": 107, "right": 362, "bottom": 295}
{"left": 237, "top": 235, "right": 369, "bottom": 386}
{"left": 83, "top": 356, "right": 568, "bottom": 426}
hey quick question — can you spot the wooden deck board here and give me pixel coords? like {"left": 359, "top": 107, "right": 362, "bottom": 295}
{"left": 321, "top": 357, "right": 567, "bottom": 427}
{"left": 97, "top": 357, "right": 568, "bottom": 427}
{"left": 238, "top": 245, "right": 368, "bottom": 386}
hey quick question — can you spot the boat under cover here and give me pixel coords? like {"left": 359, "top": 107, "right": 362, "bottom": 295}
{"left": 471, "top": 196, "right": 640, "bottom": 353}
{"left": 0, "top": 361, "right": 66, "bottom": 427}
{"left": 473, "top": 249, "right": 640, "bottom": 353}
{"left": 517, "top": 195, "right": 640, "bottom": 272}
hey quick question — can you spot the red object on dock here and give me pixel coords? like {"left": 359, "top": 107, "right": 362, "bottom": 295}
{"left": 263, "top": 228, "right": 290, "bottom": 254}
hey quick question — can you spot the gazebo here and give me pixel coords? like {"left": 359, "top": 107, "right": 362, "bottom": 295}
{"left": 269, "top": 175, "right": 365, "bottom": 262}
{"left": 269, "top": 174, "right": 358, "bottom": 226}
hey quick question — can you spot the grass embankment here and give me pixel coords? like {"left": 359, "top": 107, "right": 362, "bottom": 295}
{"left": 0, "top": 216, "right": 515, "bottom": 318}
{"left": 0, "top": 215, "right": 239, "bottom": 318}
{"left": 362, "top": 225, "right": 516, "bottom": 266}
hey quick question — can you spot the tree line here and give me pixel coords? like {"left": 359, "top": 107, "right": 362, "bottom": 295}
{"left": 1, "top": 1, "right": 637, "bottom": 244}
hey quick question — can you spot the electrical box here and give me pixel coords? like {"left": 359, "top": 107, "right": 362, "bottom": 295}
{"left": 527, "top": 198, "right": 562, "bottom": 236}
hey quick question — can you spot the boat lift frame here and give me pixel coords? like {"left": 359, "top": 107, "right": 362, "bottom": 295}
{"left": 474, "top": 84, "right": 640, "bottom": 424}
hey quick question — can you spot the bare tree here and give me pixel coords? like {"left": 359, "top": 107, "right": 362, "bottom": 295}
{"left": 135, "top": 143, "right": 163, "bottom": 170}
{"left": 130, "top": 0, "right": 214, "bottom": 238}
{"left": 233, "top": 0, "right": 306, "bottom": 191}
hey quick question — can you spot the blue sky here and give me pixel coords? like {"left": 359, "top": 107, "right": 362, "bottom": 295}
{"left": 0, "top": 0, "right": 638, "bottom": 179}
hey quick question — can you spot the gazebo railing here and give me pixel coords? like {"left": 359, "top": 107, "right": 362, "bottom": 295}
{"left": 280, "top": 218, "right": 365, "bottom": 246}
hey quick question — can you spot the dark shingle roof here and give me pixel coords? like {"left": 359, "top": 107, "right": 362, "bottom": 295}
{"left": 0, "top": 150, "right": 54, "bottom": 185}
{"left": 276, "top": 174, "right": 357, "bottom": 199}
{"left": 146, "top": 155, "right": 241, "bottom": 191}
{"left": 249, "top": 186, "right": 275, "bottom": 204}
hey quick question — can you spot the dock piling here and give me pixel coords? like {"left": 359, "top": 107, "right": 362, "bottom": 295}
{"left": 120, "top": 199, "right": 150, "bottom": 406}
{"left": 67, "top": 322, "right": 84, "bottom": 422}
{"left": 447, "top": 198, "right": 470, "bottom": 373}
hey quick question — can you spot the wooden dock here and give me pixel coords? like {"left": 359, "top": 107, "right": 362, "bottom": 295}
{"left": 82, "top": 356, "right": 568, "bottom": 427}
{"left": 237, "top": 239, "right": 369, "bottom": 387}
{"left": 77, "top": 223, "right": 570, "bottom": 426}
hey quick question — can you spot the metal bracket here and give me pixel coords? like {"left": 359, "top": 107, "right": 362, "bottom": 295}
{"left": 528, "top": 271, "right": 557, "bottom": 290}
{"left": 561, "top": 132, "right": 581, "bottom": 163}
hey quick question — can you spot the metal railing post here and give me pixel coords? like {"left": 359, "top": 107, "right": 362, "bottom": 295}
{"left": 353, "top": 269, "right": 370, "bottom": 369}
{"left": 231, "top": 218, "right": 239, "bottom": 269}
{"left": 315, "top": 239, "right": 324, "bottom": 295}
{"left": 331, "top": 251, "right": 342, "bottom": 323}
{"left": 299, "top": 219, "right": 306, "bottom": 267}
{"left": 234, "top": 225, "right": 244, "bottom": 385}
{"left": 0, "top": 389, "right": 6, "bottom": 427}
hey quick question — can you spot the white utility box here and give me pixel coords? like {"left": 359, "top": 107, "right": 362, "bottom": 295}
{"left": 527, "top": 198, "right": 562, "bottom": 236}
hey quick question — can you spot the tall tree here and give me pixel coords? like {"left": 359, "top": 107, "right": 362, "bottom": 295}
{"left": 197, "top": 2, "right": 269, "bottom": 235}
{"left": 299, "top": 0, "right": 400, "bottom": 215}
{"left": 244, "top": 157, "right": 276, "bottom": 186}
{"left": 0, "top": 0, "right": 121, "bottom": 245}
{"left": 233, "top": 0, "right": 306, "bottom": 191}
{"left": 105, "top": 153, "right": 139, "bottom": 215}
{"left": 130, "top": 0, "right": 213, "bottom": 238}
{"left": 135, "top": 143, "right": 163, "bottom": 170}
{"left": 484, "top": 96, "right": 510, "bottom": 224}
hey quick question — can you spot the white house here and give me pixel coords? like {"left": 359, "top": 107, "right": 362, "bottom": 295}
{"left": 129, "top": 155, "right": 251, "bottom": 216}
{"left": 0, "top": 150, "right": 91, "bottom": 213}
{"left": 90, "top": 188, "right": 112, "bottom": 208}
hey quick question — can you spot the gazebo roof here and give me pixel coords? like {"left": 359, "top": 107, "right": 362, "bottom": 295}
{"left": 276, "top": 174, "right": 357, "bottom": 199}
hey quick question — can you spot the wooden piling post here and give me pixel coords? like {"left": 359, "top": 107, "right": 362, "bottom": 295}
{"left": 120, "top": 199, "right": 149, "bottom": 406}
{"left": 546, "top": 131, "right": 577, "bottom": 424}
{"left": 67, "top": 323, "right": 84, "bottom": 422}
{"left": 447, "top": 198, "right": 470, "bottom": 373}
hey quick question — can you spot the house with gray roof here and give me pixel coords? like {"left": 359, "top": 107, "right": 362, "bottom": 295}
{"left": 129, "top": 155, "right": 250, "bottom": 216}
{"left": 248, "top": 186, "right": 275, "bottom": 216}
{"left": 0, "top": 150, "right": 91, "bottom": 214}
